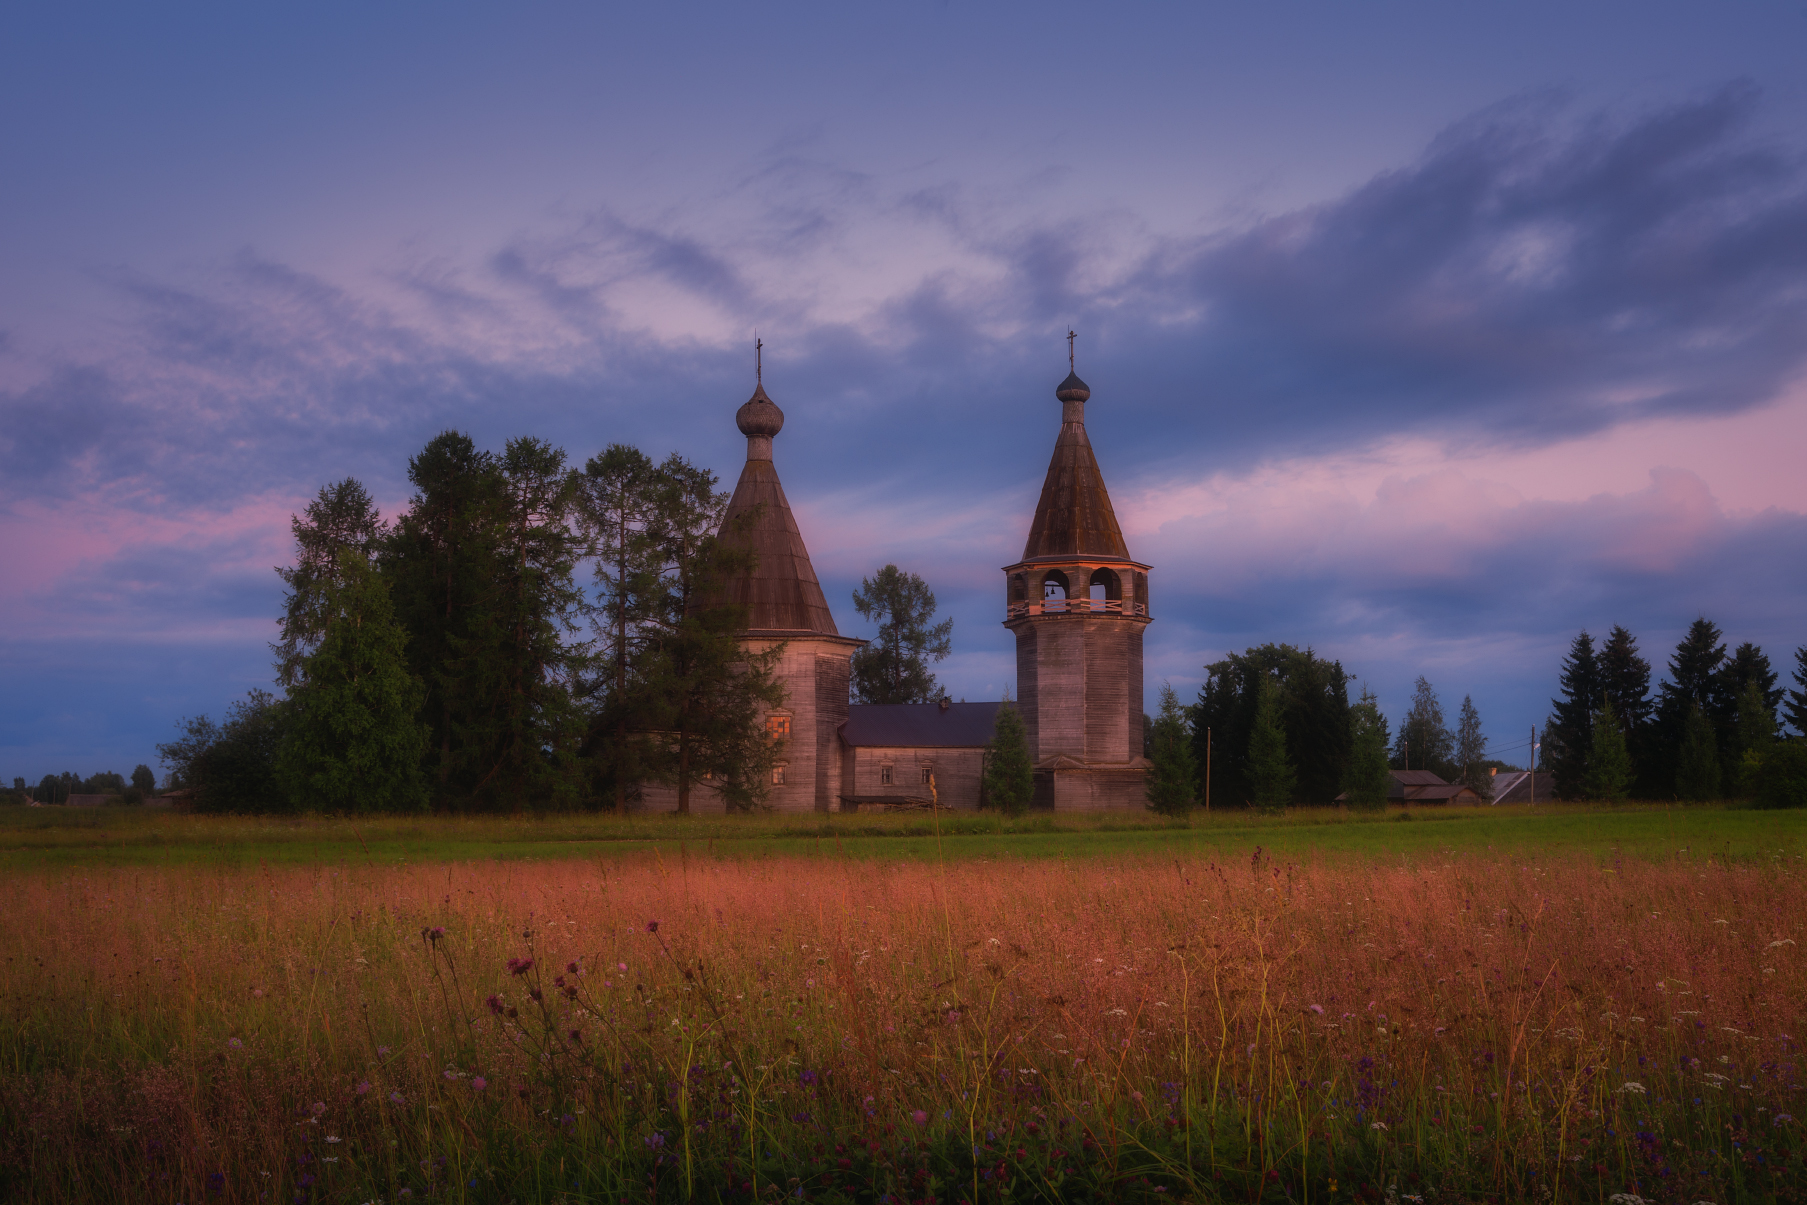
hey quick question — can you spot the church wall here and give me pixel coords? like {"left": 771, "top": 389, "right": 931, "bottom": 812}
{"left": 1083, "top": 618, "right": 1130, "bottom": 762}
{"left": 814, "top": 654, "right": 850, "bottom": 813}
{"left": 1014, "top": 625, "right": 1038, "bottom": 756}
{"left": 842, "top": 745, "right": 987, "bottom": 810}
{"left": 1031, "top": 621, "right": 1087, "bottom": 760}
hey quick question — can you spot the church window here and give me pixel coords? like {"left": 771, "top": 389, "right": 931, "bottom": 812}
{"left": 879, "top": 765, "right": 894, "bottom": 786}
{"left": 772, "top": 764, "right": 787, "bottom": 786}
{"left": 920, "top": 765, "right": 933, "bottom": 784}
{"left": 767, "top": 715, "right": 791, "bottom": 739}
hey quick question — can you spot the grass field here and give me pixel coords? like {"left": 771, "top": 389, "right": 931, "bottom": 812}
{"left": 2, "top": 801, "right": 1803, "bottom": 870}
{"left": 3, "top": 804, "right": 1804, "bottom": 1204}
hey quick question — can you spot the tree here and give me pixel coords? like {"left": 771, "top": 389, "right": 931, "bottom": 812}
{"left": 850, "top": 565, "right": 953, "bottom": 704}
{"left": 157, "top": 691, "right": 291, "bottom": 812}
{"left": 274, "top": 479, "right": 386, "bottom": 688}
{"left": 1583, "top": 695, "right": 1632, "bottom": 802}
{"left": 1247, "top": 674, "right": 1295, "bottom": 814}
{"left": 1391, "top": 676, "right": 1456, "bottom": 779}
{"left": 1599, "top": 625, "right": 1655, "bottom": 797}
{"left": 1144, "top": 683, "right": 1197, "bottom": 815}
{"left": 1343, "top": 688, "right": 1391, "bottom": 813}
{"left": 983, "top": 694, "right": 1035, "bottom": 815}
{"left": 1652, "top": 618, "right": 1729, "bottom": 797}
{"left": 278, "top": 550, "right": 428, "bottom": 812}
{"left": 1749, "top": 742, "right": 1807, "bottom": 809}
{"left": 1454, "top": 695, "right": 1491, "bottom": 801}
{"left": 579, "top": 444, "right": 665, "bottom": 813}
{"left": 1732, "top": 676, "right": 1777, "bottom": 797}
{"left": 1192, "top": 644, "right": 1350, "bottom": 807}
{"left": 1788, "top": 646, "right": 1807, "bottom": 738}
{"left": 637, "top": 455, "right": 787, "bottom": 813}
{"left": 1674, "top": 700, "right": 1721, "bottom": 802}
{"left": 130, "top": 765, "right": 155, "bottom": 793}
{"left": 1547, "top": 631, "right": 1600, "bottom": 799}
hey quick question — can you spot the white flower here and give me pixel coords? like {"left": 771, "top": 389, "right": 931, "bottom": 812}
{"left": 1371, "top": 1121, "right": 1388, "bottom": 1130}
{"left": 1618, "top": 1082, "right": 1646, "bottom": 1095}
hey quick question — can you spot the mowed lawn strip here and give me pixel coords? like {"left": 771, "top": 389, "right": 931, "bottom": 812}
{"left": 0, "top": 803, "right": 1800, "bottom": 868}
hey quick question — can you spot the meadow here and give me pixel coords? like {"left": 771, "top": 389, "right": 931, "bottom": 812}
{"left": 2, "top": 806, "right": 1804, "bottom": 1204}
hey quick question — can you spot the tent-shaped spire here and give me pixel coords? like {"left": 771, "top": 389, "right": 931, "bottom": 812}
{"left": 1020, "top": 370, "right": 1130, "bottom": 561}
{"left": 717, "top": 379, "right": 841, "bottom": 635}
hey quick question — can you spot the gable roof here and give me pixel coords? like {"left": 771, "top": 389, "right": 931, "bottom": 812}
{"left": 1391, "top": 769, "right": 1449, "bottom": 786}
{"left": 841, "top": 702, "right": 1003, "bottom": 749}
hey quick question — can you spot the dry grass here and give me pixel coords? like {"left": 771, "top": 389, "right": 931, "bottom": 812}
{"left": 3, "top": 846, "right": 1804, "bottom": 1202}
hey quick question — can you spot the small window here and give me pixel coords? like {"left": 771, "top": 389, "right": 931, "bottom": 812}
{"left": 771, "top": 764, "right": 786, "bottom": 786}
{"left": 767, "top": 715, "right": 791, "bottom": 739}
{"left": 920, "top": 765, "right": 933, "bottom": 784}
{"left": 879, "top": 765, "right": 894, "bottom": 786}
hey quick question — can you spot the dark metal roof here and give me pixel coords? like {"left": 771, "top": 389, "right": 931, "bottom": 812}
{"left": 1021, "top": 380, "right": 1130, "bottom": 561}
{"left": 841, "top": 702, "right": 1003, "bottom": 748}
{"left": 718, "top": 457, "right": 841, "bottom": 636}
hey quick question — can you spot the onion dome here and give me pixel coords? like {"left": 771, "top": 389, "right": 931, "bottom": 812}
{"left": 1055, "top": 372, "right": 1091, "bottom": 403}
{"left": 736, "top": 382, "right": 785, "bottom": 437}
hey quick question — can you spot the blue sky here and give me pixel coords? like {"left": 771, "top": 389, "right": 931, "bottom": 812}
{"left": 5, "top": 2, "right": 1807, "bottom": 778}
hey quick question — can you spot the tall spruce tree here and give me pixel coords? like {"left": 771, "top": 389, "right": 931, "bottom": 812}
{"left": 278, "top": 550, "right": 428, "bottom": 812}
{"left": 1455, "top": 694, "right": 1491, "bottom": 801}
{"left": 1733, "top": 676, "right": 1778, "bottom": 796}
{"left": 1675, "top": 699, "right": 1721, "bottom": 802}
{"left": 1144, "top": 683, "right": 1197, "bottom": 815}
{"left": 983, "top": 694, "right": 1035, "bottom": 815}
{"left": 1598, "top": 625, "right": 1654, "bottom": 798}
{"left": 850, "top": 565, "right": 954, "bottom": 704}
{"left": 1343, "top": 688, "right": 1391, "bottom": 813}
{"left": 1653, "top": 619, "right": 1729, "bottom": 799}
{"left": 1191, "top": 644, "right": 1350, "bottom": 807}
{"left": 1246, "top": 674, "right": 1296, "bottom": 814}
{"left": 579, "top": 444, "right": 666, "bottom": 812}
{"left": 1789, "top": 646, "right": 1807, "bottom": 738}
{"left": 1391, "top": 676, "right": 1456, "bottom": 779}
{"left": 274, "top": 479, "right": 386, "bottom": 688}
{"left": 1583, "top": 694, "right": 1632, "bottom": 803}
{"left": 1548, "top": 631, "right": 1600, "bottom": 799}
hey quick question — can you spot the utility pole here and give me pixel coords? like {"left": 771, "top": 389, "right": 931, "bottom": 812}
{"left": 1204, "top": 728, "right": 1211, "bottom": 815}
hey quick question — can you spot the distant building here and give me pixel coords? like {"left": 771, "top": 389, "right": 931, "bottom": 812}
{"left": 839, "top": 699, "right": 1001, "bottom": 810}
{"left": 1487, "top": 769, "right": 1550, "bottom": 804}
{"left": 1389, "top": 770, "right": 1483, "bottom": 805}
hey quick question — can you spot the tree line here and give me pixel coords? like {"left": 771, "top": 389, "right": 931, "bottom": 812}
{"left": 1543, "top": 619, "right": 1807, "bottom": 806}
{"left": 157, "top": 432, "right": 793, "bottom": 814}
{"left": 1, "top": 766, "right": 157, "bottom": 806}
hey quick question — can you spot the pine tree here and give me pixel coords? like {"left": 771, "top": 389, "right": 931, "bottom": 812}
{"left": 1247, "top": 674, "right": 1295, "bottom": 814}
{"left": 1789, "top": 646, "right": 1807, "bottom": 739}
{"left": 984, "top": 693, "right": 1035, "bottom": 816}
{"left": 1598, "top": 625, "right": 1654, "bottom": 796}
{"left": 850, "top": 565, "right": 954, "bottom": 704}
{"left": 1548, "top": 631, "right": 1600, "bottom": 799}
{"left": 1343, "top": 688, "right": 1391, "bottom": 813}
{"left": 1192, "top": 644, "right": 1350, "bottom": 806}
{"left": 1733, "top": 676, "right": 1777, "bottom": 797}
{"left": 1675, "top": 700, "right": 1721, "bottom": 802}
{"left": 1583, "top": 695, "right": 1632, "bottom": 803}
{"left": 279, "top": 550, "right": 428, "bottom": 812}
{"left": 274, "top": 479, "right": 386, "bottom": 688}
{"left": 1654, "top": 619, "right": 1728, "bottom": 799}
{"left": 1454, "top": 695, "right": 1491, "bottom": 801}
{"left": 1144, "top": 683, "right": 1197, "bottom": 815}
{"left": 1390, "top": 676, "right": 1455, "bottom": 778}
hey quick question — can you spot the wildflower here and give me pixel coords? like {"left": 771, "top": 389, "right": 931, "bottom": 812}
{"left": 390, "top": 1092, "right": 405, "bottom": 1105}
{"left": 912, "top": 1110, "right": 928, "bottom": 1126}
{"left": 324, "top": 1136, "right": 340, "bottom": 1145}
{"left": 507, "top": 957, "right": 533, "bottom": 976}
{"left": 1372, "top": 1122, "right": 1388, "bottom": 1131}
{"left": 228, "top": 1038, "right": 242, "bottom": 1049}
{"left": 378, "top": 1046, "right": 391, "bottom": 1056}
{"left": 647, "top": 920, "right": 660, "bottom": 933}
{"left": 356, "top": 1082, "right": 371, "bottom": 1095}
{"left": 1618, "top": 1082, "right": 1647, "bottom": 1095}
{"left": 618, "top": 962, "right": 627, "bottom": 972}
{"left": 444, "top": 1071, "right": 458, "bottom": 1081}
{"left": 1308, "top": 1004, "right": 1324, "bottom": 1015}
{"left": 1777, "top": 1114, "right": 1796, "bottom": 1125}
{"left": 486, "top": 994, "right": 504, "bottom": 1015}
{"left": 566, "top": 960, "right": 579, "bottom": 974}
{"left": 472, "top": 1077, "right": 487, "bottom": 1091}
{"left": 311, "top": 1102, "right": 327, "bottom": 1116}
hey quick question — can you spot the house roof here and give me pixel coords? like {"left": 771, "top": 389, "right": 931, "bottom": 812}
{"left": 841, "top": 702, "right": 1003, "bottom": 749}
{"left": 1020, "top": 373, "right": 1131, "bottom": 562}
{"left": 1391, "top": 769, "right": 1449, "bottom": 786}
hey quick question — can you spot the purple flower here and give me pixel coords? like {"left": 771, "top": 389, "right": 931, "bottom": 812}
{"left": 617, "top": 962, "right": 628, "bottom": 972}
{"left": 566, "top": 960, "right": 579, "bottom": 974}
{"left": 912, "top": 1110, "right": 928, "bottom": 1126}
{"left": 646, "top": 920, "right": 659, "bottom": 933}
{"left": 228, "top": 1038, "right": 242, "bottom": 1049}
{"left": 390, "top": 1092, "right": 405, "bottom": 1105}
{"left": 507, "top": 957, "right": 533, "bottom": 976}
{"left": 471, "top": 1077, "right": 487, "bottom": 1091}
{"left": 310, "top": 1101, "right": 326, "bottom": 1116}
{"left": 356, "top": 1082, "right": 371, "bottom": 1095}
{"left": 486, "top": 994, "right": 504, "bottom": 1015}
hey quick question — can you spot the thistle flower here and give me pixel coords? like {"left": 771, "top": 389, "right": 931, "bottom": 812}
{"left": 507, "top": 957, "right": 533, "bottom": 976}
{"left": 646, "top": 920, "right": 660, "bottom": 933}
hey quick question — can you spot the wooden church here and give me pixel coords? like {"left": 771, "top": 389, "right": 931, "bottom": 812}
{"left": 660, "top": 351, "right": 1152, "bottom": 812}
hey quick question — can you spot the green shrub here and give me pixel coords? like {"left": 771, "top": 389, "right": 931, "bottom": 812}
{"left": 1750, "top": 741, "right": 1807, "bottom": 809}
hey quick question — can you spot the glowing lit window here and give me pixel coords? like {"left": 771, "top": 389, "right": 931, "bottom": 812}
{"left": 771, "top": 764, "right": 786, "bottom": 786}
{"left": 767, "top": 715, "right": 791, "bottom": 739}
{"left": 879, "top": 765, "right": 893, "bottom": 786}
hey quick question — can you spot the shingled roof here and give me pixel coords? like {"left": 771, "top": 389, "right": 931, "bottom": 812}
{"left": 717, "top": 381, "right": 841, "bottom": 636}
{"left": 1020, "top": 371, "right": 1131, "bottom": 561}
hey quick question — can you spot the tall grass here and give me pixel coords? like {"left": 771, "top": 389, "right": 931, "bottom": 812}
{"left": 3, "top": 847, "right": 1803, "bottom": 1202}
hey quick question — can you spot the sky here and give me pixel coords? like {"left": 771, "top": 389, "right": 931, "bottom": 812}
{"left": 5, "top": 2, "right": 1807, "bottom": 780}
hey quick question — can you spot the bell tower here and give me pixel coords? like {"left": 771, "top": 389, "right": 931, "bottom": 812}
{"left": 1002, "top": 351, "right": 1151, "bottom": 809}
